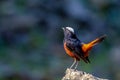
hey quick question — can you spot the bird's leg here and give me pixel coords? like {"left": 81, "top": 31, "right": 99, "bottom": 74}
{"left": 70, "top": 58, "right": 77, "bottom": 69}
{"left": 74, "top": 61, "right": 78, "bottom": 70}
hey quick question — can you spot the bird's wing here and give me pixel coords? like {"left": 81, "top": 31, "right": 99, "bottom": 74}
{"left": 66, "top": 39, "right": 84, "bottom": 58}
{"left": 66, "top": 39, "right": 90, "bottom": 63}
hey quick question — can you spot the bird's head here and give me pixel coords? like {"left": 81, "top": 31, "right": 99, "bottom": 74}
{"left": 62, "top": 27, "right": 76, "bottom": 38}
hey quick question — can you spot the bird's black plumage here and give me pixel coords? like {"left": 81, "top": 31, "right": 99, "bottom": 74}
{"left": 64, "top": 38, "right": 90, "bottom": 63}
{"left": 63, "top": 27, "right": 90, "bottom": 63}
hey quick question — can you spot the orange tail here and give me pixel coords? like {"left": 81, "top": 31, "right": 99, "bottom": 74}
{"left": 82, "top": 35, "right": 106, "bottom": 55}
{"left": 87, "top": 35, "right": 106, "bottom": 47}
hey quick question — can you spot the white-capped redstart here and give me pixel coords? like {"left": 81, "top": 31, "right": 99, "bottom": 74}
{"left": 62, "top": 27, "right": 106, "bottom": 69}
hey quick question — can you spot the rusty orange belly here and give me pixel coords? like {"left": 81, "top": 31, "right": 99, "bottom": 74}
{"left": 64, "top": 42, "right": 80, "bottom": 61}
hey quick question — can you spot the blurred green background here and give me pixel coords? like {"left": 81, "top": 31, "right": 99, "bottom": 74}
{"left": 0, "top": 0, "right": 120, "bottom": 80}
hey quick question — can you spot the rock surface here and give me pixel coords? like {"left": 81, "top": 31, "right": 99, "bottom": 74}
{"left": 62, "top": 68, "right": 108, "bottom": 80}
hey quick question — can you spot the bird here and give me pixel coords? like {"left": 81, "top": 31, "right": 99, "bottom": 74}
{"left": 62, "top": 27, "right": 106, "bottom": 69}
